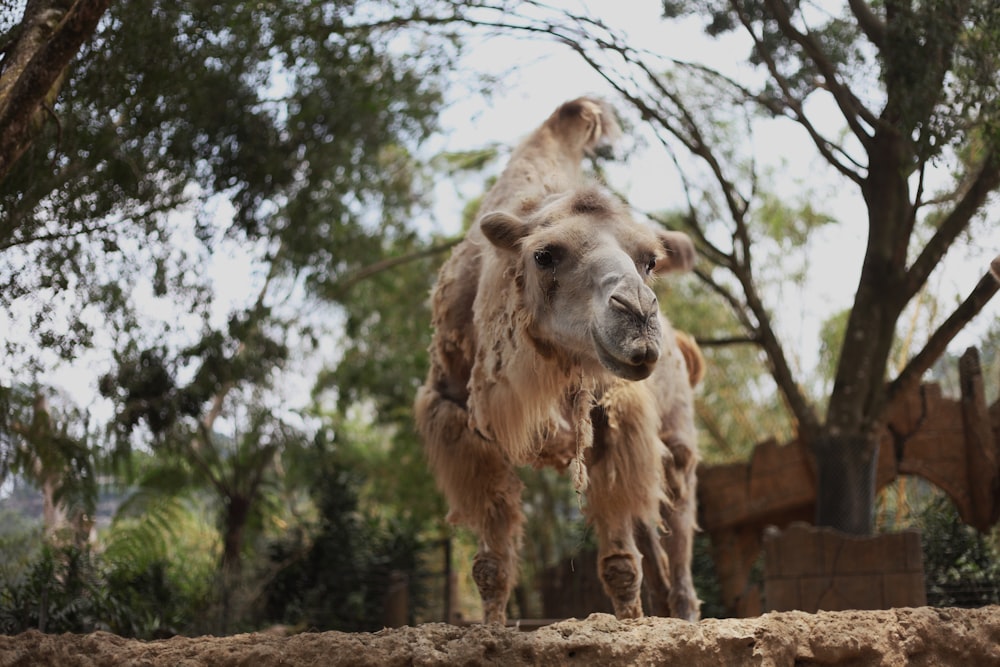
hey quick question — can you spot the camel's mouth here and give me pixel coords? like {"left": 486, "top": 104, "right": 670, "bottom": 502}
{"left": 593, "top": 331, "right": 659, "bottom": 381}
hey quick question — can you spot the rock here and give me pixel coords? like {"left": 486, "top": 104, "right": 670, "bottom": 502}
{"left": 1, "top": 607, "right": 999, "bottom": 667}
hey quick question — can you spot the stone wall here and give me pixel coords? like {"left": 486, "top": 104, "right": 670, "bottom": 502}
{"left": 763, "top": 523, "right": 926, "bottom": 612}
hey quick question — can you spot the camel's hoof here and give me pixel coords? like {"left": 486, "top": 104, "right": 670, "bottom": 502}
{"left": 601, "top": 553, "right": 642, "bottom": 617}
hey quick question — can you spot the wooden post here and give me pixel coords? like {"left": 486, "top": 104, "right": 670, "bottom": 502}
{"left": 382, "top": 571, "right": 409, "bottom": 628}
{"left": 443, "top": 537, "right": 463, "bottom": 624}
{"left": 959, "top": 347, "right": 1000, "bottom": 531}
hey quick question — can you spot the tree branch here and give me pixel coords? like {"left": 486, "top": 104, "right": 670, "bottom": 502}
{"left": 846, "top": 0, "right": 886, "bottom": 49}
{"left": 905, "top": 150, "right": 1000, "bottom": 300}
{"left": 0, "top": 0, "right": 112, "bottom": 182}
{"left": 682, "top": 60, "right": 865, "bottom": 184}
{"left": 736, "top": 259, "right": 821, "bottom": 440}
{"left": 757, "top": 0, "right": 878, "bottom": 142}
{"left": 644, "top": 209, "right": 732, "bottom": 270}
{"left": 331, "top": 237, "right": 461, "bottom": 296}
{"left": 725, "top": 4, "right": 866, "bottom": 183}
{"left": 490, "top": 7, "right": 756, "bottom": 233}
{"left": 888, "top": 259, "right": 1000, "bottom": 403}
{"left": 695, "top": 260, "right": 821, "bottom": 441}
{"left": 692, "top": 267, "right": 752, "bottom": 329}
{"left": 695, "top": 335, "right": 760, "bottom": 347}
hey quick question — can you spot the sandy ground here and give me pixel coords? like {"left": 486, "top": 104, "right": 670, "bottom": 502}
{"left": 2, "top": 606, "right": 999, "bottom": 666}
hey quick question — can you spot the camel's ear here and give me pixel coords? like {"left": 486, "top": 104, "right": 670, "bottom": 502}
{"left": 480, "top": 211, "right": 530, "bottom": 252}
{"left": 657, "top": 230, "right": 696, "bottom": 273}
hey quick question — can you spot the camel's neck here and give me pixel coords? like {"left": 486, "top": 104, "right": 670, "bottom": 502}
{"left": 467, "top": 282, "right": 581, "bottom": 465}
{"left": 479, "top": 126, "right": 586, "bottom": 214}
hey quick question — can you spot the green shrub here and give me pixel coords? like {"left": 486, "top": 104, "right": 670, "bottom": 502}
{"left": 262, "top": 466, "right": 429, "bottom": 631}
{"left": 0, "top": 542, "right": 211, "bottom": 638}
{"left": 919, "top": 495, "right": 1000, "bottom": 607}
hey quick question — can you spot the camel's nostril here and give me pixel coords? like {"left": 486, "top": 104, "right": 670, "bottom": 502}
{"left": 611, "top": 294, "right": 653, "bottom": 322}
{"left": 630, "top": 345, "right": 659, "bottom": 366}
{"left": 610, "top": 293, "right": 634, "bottom": 315}
{"left": 610, "top": 281, "right": 660, "bottom": 325}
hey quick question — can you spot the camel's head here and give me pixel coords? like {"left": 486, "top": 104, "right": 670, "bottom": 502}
{"left": 479, "top": 186, "right": 694, "bottom": 381}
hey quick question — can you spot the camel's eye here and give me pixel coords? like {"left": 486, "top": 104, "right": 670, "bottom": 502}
{"left": 534, "top": 248, "right": 554, "bottom": 268}
{"left": 645, "top": 257, "right": 657, "bottom": 274}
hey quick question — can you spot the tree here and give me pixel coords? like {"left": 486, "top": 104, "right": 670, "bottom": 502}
{"left": 419, "top": 0, "right": 1000, "bottom": 534}
{"left": 2, "top": 0, "right": 460, "bottom": 629}
{"left": 0, "top": 0, "right": 111, "bottom": 181}
{"left": 0, "top": 385, "right": 95, "bottom": 544}
{"left": 2, "top": 0, "right": 448, "bottom": 366}
{"left": 98, "top": 292, "right": 310, "bottom": 630}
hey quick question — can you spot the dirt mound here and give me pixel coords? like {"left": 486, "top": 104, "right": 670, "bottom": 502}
{"left": 2, "top": 606, "right": 999, "bottom": 666}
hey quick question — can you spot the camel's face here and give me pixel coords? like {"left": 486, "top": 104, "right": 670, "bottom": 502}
{"left": 480, "top": 188, "right": 694, "bottom": 382}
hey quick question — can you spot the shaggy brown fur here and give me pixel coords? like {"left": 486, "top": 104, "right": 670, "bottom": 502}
{"left": 415, "top": 97, "right": 701, "bottom": 624}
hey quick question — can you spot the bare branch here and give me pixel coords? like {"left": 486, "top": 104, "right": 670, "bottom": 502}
{"left": 905, "top": 150, "right": 1000, "bottom": 300}
{"left": 756, "top": 0, "right": 878, "bottom": 142}
{"left": 632, "top": 62, "right": 752, "bottom": 225}
{"left": 684, "top": 60, "right": 865, "bottom": 182}
{"left": 723, "top": 6, "right": 866, "bottom": 183}
{"left": 736, "top": 260, "right": 821, "bottom": 440}
{"left": 694, "top": 261, "right": 821, "bottom": 439}
{"left": 909, "top": 159, "right": 927, "bottom": 224}
{"left": 695, "top": 335, "right": 760, "bottom": 347}
{"left": 888, "top": 259, "right": 1000, "bottom": 403}
{"left": 0, "top": 220, "right": 116, "bottom": 251}
{"left": 643, "top": 209, "right": 732, "bottom": 270}
{"left": 692, "top": 266, "right": 752, "bottom": 329}
{"left": 332, "top": 237, "right": 461, "bottom": 295}
{"left": 846, "top": 0, "right": 886, "bottom": 49}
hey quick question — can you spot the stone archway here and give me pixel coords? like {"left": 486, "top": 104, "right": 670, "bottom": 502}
{"left": 698, "top": 347, "right": 999, "bottom": 616}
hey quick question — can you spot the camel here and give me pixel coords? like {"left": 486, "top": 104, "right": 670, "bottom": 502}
{"left": 415, "top": 97, "right": 701, "bottom": 624}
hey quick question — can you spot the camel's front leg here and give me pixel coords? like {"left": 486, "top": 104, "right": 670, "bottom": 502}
{"left": 593, "top": 516, "right": 645, "bottom": 618}
{"left": 415, "top": 385, "right": 524, "bottom": 625}
{"left": 470, "top": 471, "right": 523, "bottom": 625}
{"left": 585, "top": 388, "right": 666, "bottom": 620}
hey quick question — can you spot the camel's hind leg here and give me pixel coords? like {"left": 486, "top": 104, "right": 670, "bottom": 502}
{"left": 661, "top": 437, "right": 700, "bottom": 621}
{"left": 635, "top": 513, "right": 672, "bottom": 617}
{"left": 635, "top": 497, "right": 699, "bottom": 621}
{"left": 414, "top": 385, "right": 524, "bottom": 625}
{"left": 637, "top": 432, "right": 701, "bottom": 621}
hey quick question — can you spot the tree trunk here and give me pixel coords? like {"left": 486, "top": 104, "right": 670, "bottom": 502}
{"left": 815, "top": 126, "right": 912, "bottom": 535}
{"left": 815, "top": 267, "right": 897, "bottom": 534}
{"left": 40, "top": 472, "right": 65, "bottom": 537}
{"left": 0, "top": 0, "right": 111, "bottom": 183}
{"left": 222, "top": 495, "right": 250, "bottom": 578}
{"left": 219, "top": 495, "right": 250, "bottom": 632}
{"left": 813, "top": 431, "right": 880, "bottom": 535}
